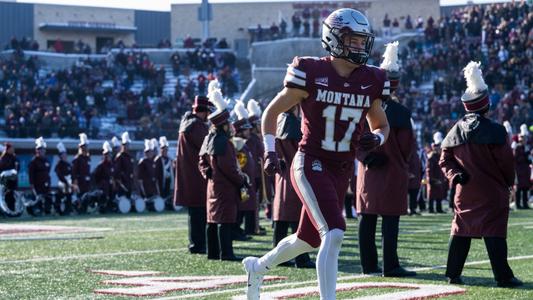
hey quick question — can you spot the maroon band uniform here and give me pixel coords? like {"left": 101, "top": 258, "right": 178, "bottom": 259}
{"left": 29, "top": 155, "right": 51, "bottom": 194}
{"left": 137, "top": 157, "right": 158, "bottom": 198}
{"left": 114, "top": 151, "right": 135, "bottom": 196}
{"left": 175, "top": 111, "right": 209, "bottom": 207}
{"left": 72, "top": 154, "right": 91, "bottom": 194}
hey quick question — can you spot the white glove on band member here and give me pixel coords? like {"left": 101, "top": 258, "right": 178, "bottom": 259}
{"left": 263, "top": 134, "right": 276, "bottom": 153}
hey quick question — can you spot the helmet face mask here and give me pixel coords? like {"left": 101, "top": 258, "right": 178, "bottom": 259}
{"left": 321, "top": 9, "right": 375, "bottom": 65}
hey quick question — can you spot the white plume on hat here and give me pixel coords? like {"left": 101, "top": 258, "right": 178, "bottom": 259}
{"left": 57, "top": 142, "right": 66, "bottom": 153}
{"left": 102, "top": 141, "right": 112, "bottom": 154}
{"left": 144, "top": 139, "right": 151, "bottom": 152}
{"left": 380, "top": 41, "right": 400, "bottom": 71}
{"left": 150, "top": 138, "right": 159, "bottom": 151}
{"left": 121, "top": 132, "right": 131, "bottom": 144}
{"left": 433, "top": 131, "right": 443, "bottom": 145}
{"left": 208, "top": 88, "right": 227, "bottom": 113}
{"left": 159, "top": 136, "right": 169, "bottom": 148}
{"left": 503, "top": 121, "right": 513, "bottom": 135}
{"left": 208, "top": 79, "right": 220, "bottom": 95}
{"left": 79, "top": 133, "right": 89, "bottom": 146}
{"left": 35, "top": 137, "right": 47, "bottom": 149}
{"left": 234, "top": 100, "right": 249, "bottom": 121}
{"left": 463, "top": 61, "right": 488, "bottom": 97}
{"left": 519, "top": 124, "right": 529, "bottom": 136}
{"left": 111, "top": 136, "right": 120, "bottom": 148}
{"left": 247, "top": 99, "right": 262, "bottom": 118}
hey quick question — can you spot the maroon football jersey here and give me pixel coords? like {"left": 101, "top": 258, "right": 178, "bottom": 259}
{"left": 284, "top": 56, "right": 388, "bottom": 161}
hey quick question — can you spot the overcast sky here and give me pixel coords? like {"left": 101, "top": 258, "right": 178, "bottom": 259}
{"left": 15, "top": 0, "right": 513, "bottom": 12}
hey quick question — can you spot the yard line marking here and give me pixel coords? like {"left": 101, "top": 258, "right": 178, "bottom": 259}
{"left": 400, "top": 220, "right": 533, "bottom": 234}
{"left": 0, "top": 235, "right": 104, "bottom": 241}
{"left": 154, "top": 254, "right": 533, "bottom": 299}
{"left": 412, "top": 254, "right": 533, "bottom": 272}
{"left": 0, "top": 248, "right": 187, "bottom": 264}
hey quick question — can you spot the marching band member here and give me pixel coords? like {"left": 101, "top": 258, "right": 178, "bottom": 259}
{"left": 175, "top": 93, "right": 212, "bottom": 254}
{"left": 199, "top": 84, "right": 249, "bottom": 261}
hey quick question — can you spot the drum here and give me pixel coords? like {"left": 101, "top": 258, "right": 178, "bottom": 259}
{"left": 116, "top": 196, "right": 131, "bottom": 214}
{"left": 134, "top": 196, "right": 146, "bottom": 213}
{"left": 147, "top": 196, "right": 165, "bottom": 212}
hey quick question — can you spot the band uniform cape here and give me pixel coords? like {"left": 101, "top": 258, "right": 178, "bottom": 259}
{"left": 199, "top": 128, "right": 247, "bottom": 224}
{"left": 0, "top": 153, "right": 19, "bottom": 190}
{"left": 155, "top": 154, "right": 172, "bottom": 198}
{"left": 439, "top": 114, "right": 513, "bottom": 238}
{"left": 114, "top": 151, "right": 135, "bottom": 194}
{"left": 72, "top": 154, "right": 91, "bottom": 194}
{"left": 93, "top": 159, "right": 114, "bottom": 197}
{"left": 408, "top": 140, "right": 423, "bottom": 190}
{"left": 175, "top": 112, "right": 209, "bottom": 207}
{"left": 233, "top": 137, "right": 257, "bottom": 212}
{"left": 356, "top": 99, "right": 414, "bottom": 216}
{"left": 246, "top": 132, "right": 272, "bottom": 201}
{"left": 29, "top": 156, "right": 51, "bottom": 194}
{"left": 514, "top": 143, "right": 531, "bottom": 189}
{"left": 426, "top": 148, "right": 448, "bottom": 200}
{"left": 138, "top": 157, "right": 158, "bottom": 198}
{"left": 274, "top": 111, "right": 304, "bottom": 222}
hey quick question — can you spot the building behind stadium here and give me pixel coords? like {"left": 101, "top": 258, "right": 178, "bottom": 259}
{"left": 0, "top": 0, "right": 439, "bottom": 54}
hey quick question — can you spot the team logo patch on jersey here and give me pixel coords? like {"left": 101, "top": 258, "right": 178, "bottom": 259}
{"left": 315, "top": 77, "right": 328, "bottom": 87}
{"left": 311, "top": 160, "right": 322, "bottom": 172}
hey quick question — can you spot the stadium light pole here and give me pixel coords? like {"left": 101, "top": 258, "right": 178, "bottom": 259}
{"left": 199, "top": 0, "right": 212, "bottom": 41}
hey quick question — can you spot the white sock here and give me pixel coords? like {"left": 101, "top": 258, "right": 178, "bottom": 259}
{"left": 254, "top": 234, "right": 316, "bottom": 273}
{"left": 317, "top": 229, "right": 344, "bottom": 300}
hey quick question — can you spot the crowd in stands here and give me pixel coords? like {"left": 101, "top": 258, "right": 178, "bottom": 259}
{"left": 1, "top": 44, "right": 240, "bottom": 140}
{"left": 375, "top": 2, "right": 532, "bottom": 145}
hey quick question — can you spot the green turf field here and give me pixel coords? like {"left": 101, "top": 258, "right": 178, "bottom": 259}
{"left": 1, "top": 209, "right": 533, "bottom": 299}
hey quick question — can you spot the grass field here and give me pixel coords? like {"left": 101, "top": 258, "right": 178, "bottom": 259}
{"left": 1, "top": 209, "right": 533, "bottom": 299}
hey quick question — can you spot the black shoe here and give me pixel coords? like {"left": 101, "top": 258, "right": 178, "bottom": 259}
{"left": 497, "top": 277, "right": 523, "bottom": 288}
{"left": 233, "top": 234, "right": 252, "bottom": 241}
{"left": 296, "top": 260, "right": 316, "bottom": 269}
{"left": 189, "top": 248, "right": 206, "bottom": 254}
{"left": 362, "top": 267, "right": 382, "bottom": 275}
{"left": 448, "top": 277, "right": 464, "bottom": 284}
{"left": 436, "top": 210, "right": 445, "bottom": 213}
{"left": 251, "top": 228, "right": 267, "bottom": 236}
{"left": 278, "top": 260, "right": 295, "bottom": 267}
{"left": 220, "top": 255, "right": 243, "bottom": 261}
{"left": 383, "top": 266, "right": 417, "bottom": 277}
{"left": 207, "top": 255, "right": 220, "bottom": 260}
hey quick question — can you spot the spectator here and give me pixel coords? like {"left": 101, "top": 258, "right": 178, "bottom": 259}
{"left": 292, "top": 13, "right": 301, "bottom": 37}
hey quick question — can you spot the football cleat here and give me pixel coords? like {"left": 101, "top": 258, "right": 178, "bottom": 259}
{"left": 242, "top": 256, "right": 264, "bottom": 300}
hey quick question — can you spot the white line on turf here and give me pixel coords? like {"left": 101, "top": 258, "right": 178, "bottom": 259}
{"left": 153, "top": 254, "right": 533, "bottom": 299}
{"left": 0, "top": 248, "right": 187, "bottom": 264}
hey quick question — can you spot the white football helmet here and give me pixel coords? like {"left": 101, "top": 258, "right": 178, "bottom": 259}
{"left": 321, "top": 8, "right": 374, "bottom": 65}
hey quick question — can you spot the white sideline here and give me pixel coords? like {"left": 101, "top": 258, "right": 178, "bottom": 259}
{"left": 153, "top": 254, "right": 533, "bottom": 299}
{"left": 0, "top": 248, "right": 186, "bottom": 264}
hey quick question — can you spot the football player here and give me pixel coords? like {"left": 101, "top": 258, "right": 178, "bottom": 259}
{"left": 243, "top": 8, "right": 390, "bottom": 299}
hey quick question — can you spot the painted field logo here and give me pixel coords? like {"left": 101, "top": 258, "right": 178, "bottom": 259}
{"left": 91, "top": 270, "right": 465, "bottom": 299}
{"left": 91, "top": 270, "right": 285, "bottom": 297}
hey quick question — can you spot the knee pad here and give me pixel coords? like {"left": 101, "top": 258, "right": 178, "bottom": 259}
{"left": 324, "top": 228, "right": 344, "bottom": 248}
